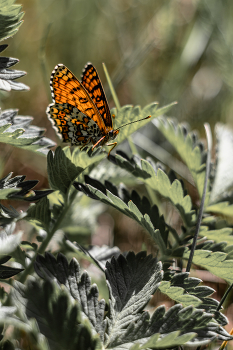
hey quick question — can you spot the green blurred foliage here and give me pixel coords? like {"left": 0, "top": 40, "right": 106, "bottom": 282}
{"left": 1, "top": 0, "right": 233, "bottom": 186}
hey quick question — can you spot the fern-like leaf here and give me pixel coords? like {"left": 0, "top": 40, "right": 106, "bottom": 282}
{"left": 0, "top": 304, "right": 49, "bottom": 350}
{"left": 12, "top": 278, "right": 101, "bottom": 350}
{"left": 0, "top": 44, "right": 29, "bottom": 91}
{"left": 104, "top": 252, "right": 231, "bottom": 349}
{"left": 110, "top": 102, "right": 176, "bottom": 145}
{"left": 0, "top": 0, "right": 24, "bottom": 42}
{"left": 0, "top": 224, "right": 23, "bottom": 256}
{"left": 210, "top": 124, "right": 233, "bottom": 203}
{"left": 74, "top": 176, "right": 168, "bottom": 254}
{"left": 26, "top": 197, "right": 51, "bottom": 232}
{"left": 110, "top": 152, "right": 196, "bottom": 228}
{"left": 47, "top": 147, "right": 104, "bottom": 195}
{"left": 199, "top": 226, "right": 233, "bottom": 246}
{"left": 34, "top": 252, "right": 107, "bottom": 341}
{"left": 154, "top": 117, "right": 207, "bottom": 200}
{"left": 0, "top": 172, "right": 53, "bottom": 201}
{"left": 183, "top": 247, "right": 233, "bottom": 284}
{"left": 0, "top": 108, "right": 55, "bottom": 153}
{"left": 160, "top": 272, "right": 227, "bottom": 326}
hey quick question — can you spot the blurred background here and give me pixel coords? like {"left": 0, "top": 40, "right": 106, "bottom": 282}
{"left": 1, "top": 0, "right": 233, "bottom": 339}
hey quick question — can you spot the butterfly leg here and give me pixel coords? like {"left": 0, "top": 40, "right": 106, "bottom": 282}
{"left": 80, "top": 137, "right": 94, "bottom": 150}
{"left": 106, "top": 142, "right": 117, "bottom": 158}
{"left": 92, "top": 136, "right": 106, "bottom": 151}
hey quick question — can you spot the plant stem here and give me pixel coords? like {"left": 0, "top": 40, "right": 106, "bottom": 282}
{"left": 19, "top": 189, "right": 77, "bottom": 283}
{"left": 39, "top": 22, "right": 52, "bottom": 101}
{"left": 103, "top": 62, "right": 139, "bottom": 156}
{"left": 186, "top": 123, "right": 212, "bottom": 272}
{"left": 219, "top": 328, "right": 233, "bottom": 350}
{"left": 102, "top": 62, "right": 120, "bottom": 110}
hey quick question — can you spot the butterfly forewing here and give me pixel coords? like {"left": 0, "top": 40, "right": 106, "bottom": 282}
{"left": 49, "top": 64, "right": 107, "bottom": 134}
{"left": 81, "top": 63, "right": 113, "bottom": 129}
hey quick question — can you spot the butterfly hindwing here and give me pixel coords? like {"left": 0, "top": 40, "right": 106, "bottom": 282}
{"left": 49, "top": 64, "right": 107, "bottom": 134}
{"left": 46, "top": 103, "right": 102, "bottom": 146}
{"left": 81, "top": 63, "right": 113, "bottom": 129}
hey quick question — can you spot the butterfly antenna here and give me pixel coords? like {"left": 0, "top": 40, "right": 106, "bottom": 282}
{"left": 115, "top": 115, "right": 151, "bottom": 131}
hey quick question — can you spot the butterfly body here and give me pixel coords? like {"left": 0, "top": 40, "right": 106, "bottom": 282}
{"left": 47, "top": 63, "right": 118, "bottom": 156}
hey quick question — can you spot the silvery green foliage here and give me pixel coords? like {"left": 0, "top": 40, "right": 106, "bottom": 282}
{"left": 31, "top": 252, "right": 232, "bottom": 349}
{"left": 0, "top": 45, "right": 28, "bottom": 91}
{"left": 0, "top": 108, "right": 56, "bottom": 154}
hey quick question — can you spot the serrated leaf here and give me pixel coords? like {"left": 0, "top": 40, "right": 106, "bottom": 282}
{"left": 141, "top": 331, "right": 196, "bottom": 349}
{"left": 0, "top": 44, "right": 28, "bottom": 91}
{"left": 106, "top": 302, "right": 231, "bottom": 349}
{"left": 111, "top": 153, "right": 196, "bottom": 228}
{"left": 159, "top": 281, "right": 202, "bottom": 308}
{"left": 74, "top": 178, "right": 168, "bottom": 254}
{"left": 159, "top": 272, "right": 226, "bottom": 325}
{"left": 48, "top": 147, "right": 104, "bottom": 195}
{"left": 0, "top": 172, "right": 53, "bottom": 202}
{"left": 111, "top": 102, "right": 176, "bottom": 146}
{"left": 0, "top": 228, "right": 23, "bottom": 256}
{"left": 0, "top": 1, "right": 24, "bottom": 42}
{"left": 183, "top": 248, "right": 233, "bottom": 284}
{"left": 26, "top": 197, "right": 51, "bottom": 231}
{"left": 200, "top": 226, "right": 233, "bottom": 246}
{"left": 63, "top": 145, "right": 105, "bottom": 169}
{"left": 210, "top": 124, "right": 233, "bottom": 203}
{"left": 0, "top": 108, "right": 55, "bottom": 153}
{"left": 12, "top": 278, "right": 101, "bottom": 350}
{"left": 205, "top": 201, "right": 233, "bottom": 220}
{"left": 34, "top": 252, "right": 106, "bottom": 341}
{"left": 154, "top": 117, "right": 207, "bottom": 199}
{"left": 105, "top": 252, "right": 163, "bottom": 348}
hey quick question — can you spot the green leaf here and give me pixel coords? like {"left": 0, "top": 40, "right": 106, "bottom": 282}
{"left": 0, "top": 172, "right": 53, "bottom": 202}
{"left": 0, "top": 264, "right": 23, "bottom": 279}
{"left": 111, "top": 102, "right": 176, "bottom": 146}
{"left": 159, "top": 281, "right": 202, "bottom": 308}
{"left": 183, "top": 248, "right": 233, "bottom": 284}
{"left": 0, "top": 227, "right": 23, "bottom": 256}
{"left": 159, "top": 271, "right": 226, "bottom": 326}
{"left": 154, "top": 117, "right": 208, "bottom": 201}
{"left": 0, "top": 203, "right": 25, "bottom": 227}
{"left": 104, "top": 252, "right": 231, "bottom": 348}
{"left": 34, "top": 252, "right": 106, "bottom": 341}
{"left": 48, "top": 147, "right": 104, "bottom": 195}
{"left": 0, "top": 44, "right": 29, "bottom": 91}
{"left": 200, "top": 226, "right": 233, "bottom": 246}
{"left": 12, "top": 277, "right": 102, "bottom": 350}
{"left": 0, "top": 108, "right": 55, "bottom": 153}
{"left": 75, "top": 178, "right": 168, "bottom": 254}
{"left": 0, "top": 1, "right": 24, "bottom": 42}
{"left": 210, "top": 124, "right": 233, "bottom": 203}
{"left": 0, "top": 302, "right": 57, "bottom": 350}
{"left": 140, "top": 331, "right": 196, "bottom": 349}
{"left": 205, "top": 201, "right": 233, "bottom": 220}
{"left": 26, "top": 197, "right": 51, "bottom": 232}
{"left": 111, "top": 152, "right": 196, "bottom": 228}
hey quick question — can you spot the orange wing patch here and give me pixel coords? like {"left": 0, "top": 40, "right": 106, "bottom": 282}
{"left": 50, "top": 64, "right": 107, "bottom": 134}
{"left": 81, "top": 63, "right": 113, "bottom": 129}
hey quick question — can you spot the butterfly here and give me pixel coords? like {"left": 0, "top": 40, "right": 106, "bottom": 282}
{"left": 46, "top": 63, "right": 150, "bottom": 157}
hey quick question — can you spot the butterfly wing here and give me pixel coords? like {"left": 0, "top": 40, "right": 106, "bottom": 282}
{"left": 49, "top": 64, "right": 107, "bottom": 134}
{"left": 81, "top": 63, "right": 113, "bottom": 129}
{"left": 46, "top": 102, "right": 103, "bottom": 146}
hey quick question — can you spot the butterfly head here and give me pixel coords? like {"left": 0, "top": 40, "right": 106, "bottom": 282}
{"left": 108, "top": 129, "right": 119, "bottom": 141}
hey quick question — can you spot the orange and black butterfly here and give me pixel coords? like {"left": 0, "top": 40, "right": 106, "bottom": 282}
{"left": 46, "top": 63, "right": 150, "bottom": 156}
